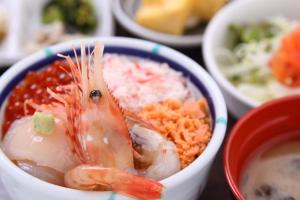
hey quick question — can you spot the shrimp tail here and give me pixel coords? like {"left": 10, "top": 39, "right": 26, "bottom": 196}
{"left": 65, "top": 165, "right": 164, "bottom": 200}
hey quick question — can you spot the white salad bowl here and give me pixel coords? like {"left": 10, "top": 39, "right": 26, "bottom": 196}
{"left": 0, "top": 37, "right": 227, "bottom": 200}
{"left": 203, "top": 0, "right": 300, "bottom": 118}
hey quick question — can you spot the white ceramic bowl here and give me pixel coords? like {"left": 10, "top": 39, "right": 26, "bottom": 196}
{"left": 203, "top": 0, "right": 300, "bottom": 118}
{"left": 0, "top": 37, "right": 227, "bottom": 200}
{"left": 112, "top": 0, "right": 203, "bottom": 47}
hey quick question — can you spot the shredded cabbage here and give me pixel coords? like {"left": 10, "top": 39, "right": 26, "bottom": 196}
{"left": 217, "top": 17, "right": 300, "bottom": 103}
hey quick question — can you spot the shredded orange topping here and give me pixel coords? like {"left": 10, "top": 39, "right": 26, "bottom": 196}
{"left": 270, "top": 26, "right": 300, "bottom": 87}
{"left": 139, "top": 99, "right": 212, "bottom": 168}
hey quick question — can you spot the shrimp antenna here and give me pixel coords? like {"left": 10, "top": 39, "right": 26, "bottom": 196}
{"left": 57, "top": 52, "right": 73, "bottom": 79}
{"left": 72, "top": 44, "right": 80, "bottom": 69}
{"left": 58, "top": 65, "right": 72, "bottom": 80}
{"left": 80, "top": 43, "right": 89, "bottom": 105}
{"left": 57, "top": 53, "right": 67, "bottom": 58}
{"left": 47, "top": 88, "right": 67, "bottom": 104}
{"left": 91, "top": 49, "right": 95, "bottom": 60}
{"left": 89, "top": 48, "right": 95, "bottom": 73}
{"left": 88, "top": 45, "right": 91, "bottom": 72}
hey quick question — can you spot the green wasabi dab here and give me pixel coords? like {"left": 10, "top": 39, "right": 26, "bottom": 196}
{"left": 32, "top": 112, "right": 55, "bottom": 136}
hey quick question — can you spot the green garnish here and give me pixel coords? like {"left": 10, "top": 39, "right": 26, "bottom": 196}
{"left": 229, "top": 22, "right": 280, "bottom": 47}
{"left": 32, "top": 112, "right": 55, "bottom": 136}
{"left": 42, "top": 5, "right": 64, "bottom": 23}
{"left": 42, "top": 0, "right": 97, "bottom": 34}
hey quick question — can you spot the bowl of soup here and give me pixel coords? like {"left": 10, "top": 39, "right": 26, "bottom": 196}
{"left": 0, "top": 37, "right": 227, "bottom": 200}
{"left": 224, "top": 95, "right": 300, "bottom": 200}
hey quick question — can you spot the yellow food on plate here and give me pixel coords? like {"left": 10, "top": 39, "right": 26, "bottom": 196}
{"left": 0, "top": 10, "right": 7, "bottom": 42}
{"left": 138, "top": 99, "right": 212, "bottom": 168}
{"left": 135, "top": 0, "right": 194, "bottom": 35}
{"left": 135, "top": 0, "right": 227, "bottom": 35}
{"left": 192, "top": 0, "right": 227, "bottom": 21}
{"left": 141, "top": 0, "right": 164, "bottom": 5}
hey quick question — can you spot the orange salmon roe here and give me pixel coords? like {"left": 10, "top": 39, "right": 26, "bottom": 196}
{"left": 2, "top": 60, "right": 72, "bottom": 135}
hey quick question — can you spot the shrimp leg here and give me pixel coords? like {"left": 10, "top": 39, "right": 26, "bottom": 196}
{"left": 65, "top": 165, "right": 164, "bottom": 200}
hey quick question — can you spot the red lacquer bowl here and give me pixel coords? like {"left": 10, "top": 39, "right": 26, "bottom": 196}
{"left": 224, "top": 95, "right": 300, "bottom": 200}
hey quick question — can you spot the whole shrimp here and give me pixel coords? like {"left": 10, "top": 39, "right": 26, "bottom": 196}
{"left": 52, "top": 42, "right": 163, "bottom": 199}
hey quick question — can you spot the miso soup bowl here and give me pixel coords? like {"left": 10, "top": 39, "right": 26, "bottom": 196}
{"left": 0, "top": 37, "right": 227, "bottom": 200}
{"left": 224, "top": 95, "right": 300, "bottom": 199}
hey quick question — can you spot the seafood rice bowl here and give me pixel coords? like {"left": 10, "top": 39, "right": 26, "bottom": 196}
{"left": 0, "top": 38, "right": 227, "bottom": 200}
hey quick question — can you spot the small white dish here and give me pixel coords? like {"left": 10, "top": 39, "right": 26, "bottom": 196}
{"left": 0, "top": 0, "right": 114, "bottom": 67}
{"left": 112, "top": 0, "right": 204, "bottom": 47}
{"left": 203, "top": 0, "right": 300, "bottom": 118}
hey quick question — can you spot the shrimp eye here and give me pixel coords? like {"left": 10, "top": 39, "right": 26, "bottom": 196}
{"left": 90, "top": 90, "right": 102, "bottom": 101}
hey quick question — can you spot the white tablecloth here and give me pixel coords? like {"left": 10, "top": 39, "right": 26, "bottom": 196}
{"left": 0, "top": 180, "right": 10, "bottom": 200}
